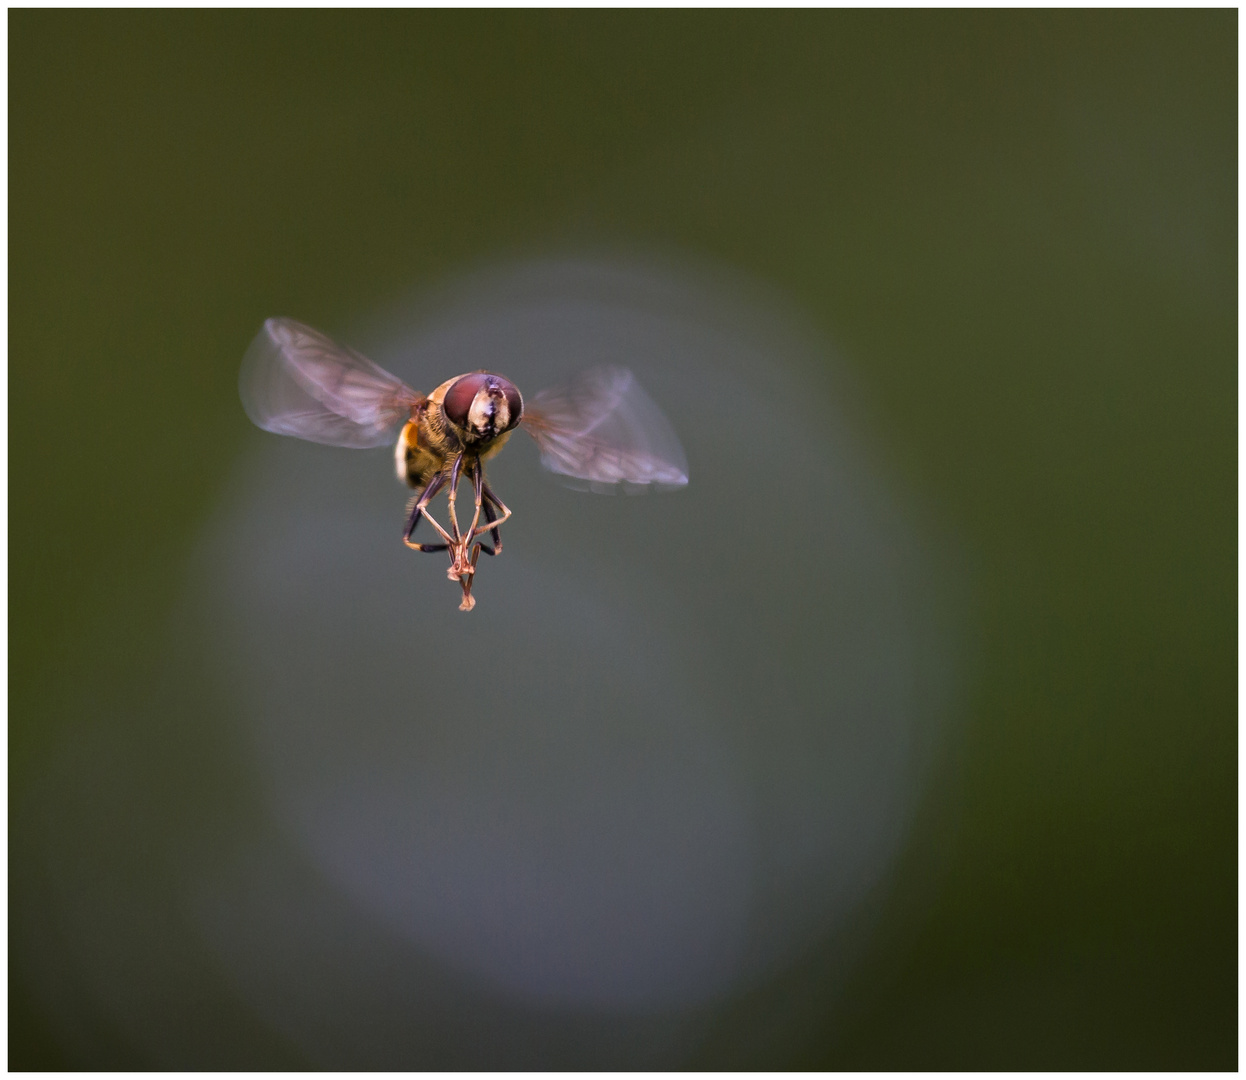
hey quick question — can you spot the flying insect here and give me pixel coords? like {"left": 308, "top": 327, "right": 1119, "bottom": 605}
{"left": 239, "top": 317, "right": 688, "bottom": 610}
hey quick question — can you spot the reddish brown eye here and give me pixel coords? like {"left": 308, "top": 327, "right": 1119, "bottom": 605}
{"left": 443, "top": 373, "right": 491, "bottom": 428}
{"left": 443, "top": 372, "right": 523, "bottom": 435}
{"left": 499, "top": 378, "right": 523, "bottom": 427}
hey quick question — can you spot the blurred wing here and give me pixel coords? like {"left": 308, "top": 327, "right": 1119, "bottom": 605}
{"left": 239, "top": 317, "right": 423, "bottom": 448}
{"left": 523, "top": 366, "right": 689, "bottom": 490}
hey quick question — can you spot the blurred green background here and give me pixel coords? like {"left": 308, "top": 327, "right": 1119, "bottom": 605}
{"left": 10, "top": 10, "right": 1235, "bottom": 1069}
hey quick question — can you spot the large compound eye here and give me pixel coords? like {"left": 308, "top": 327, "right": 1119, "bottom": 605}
{"left": 443, "top": 372, "right": 524, "bottom": 438}
{"left": 495, "top": 376, "right": 523, "bottom": 430}
{"left": 443, "top": 373, "right": 491, "bottom": 429}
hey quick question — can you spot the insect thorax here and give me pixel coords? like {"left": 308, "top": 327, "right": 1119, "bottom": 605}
{"left": 394, "top": 405, "right": 513, "bottom": 490}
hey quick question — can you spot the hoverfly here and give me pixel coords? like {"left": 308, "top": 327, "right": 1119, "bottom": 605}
{"left": 240, "top": 317, "right": 688, "bottom": 611}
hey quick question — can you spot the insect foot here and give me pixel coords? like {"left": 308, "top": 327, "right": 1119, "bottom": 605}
{"left": 457, "top": 571, "right": 477, "bottom": 612}
{"left": 446, "top": 542, "right": 476, "bottom": 581}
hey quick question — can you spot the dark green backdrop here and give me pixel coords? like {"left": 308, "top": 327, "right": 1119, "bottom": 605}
{"left": 10, "top": 11, "right": 1236, "bottom": 1069}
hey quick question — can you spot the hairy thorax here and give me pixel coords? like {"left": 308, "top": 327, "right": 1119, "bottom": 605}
{"left": 394, "top": 402, "right": 513, "bottom": 489}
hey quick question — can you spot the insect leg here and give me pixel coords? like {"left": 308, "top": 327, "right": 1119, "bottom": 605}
{"left": 472, "top": 480, "right": 512, "bottom": 546}
{"left": 456, "top": 539, "right": 484, "bottom": 612}
{"left": 403, "top": 474, "right": 443, "bottom": 540}
{"left": 463, "top": 463, "right": 504, "bottom": 557}
{"left": 403, "top": 474, "right": 454, "bottom": 551}
{"left": 447, "top": 453, "right": 486, "bottom": 580}
{"left": 463, "top": 462, "right": 488, "bottom": 551}
{"left": 446, "top": 453, "right": 466, "bottom": 543}
{"left": 475, "top": 498, "right": 498, "bottom": 556}
{"left": 471, "top": 484, "right": 504, "bottom": 554}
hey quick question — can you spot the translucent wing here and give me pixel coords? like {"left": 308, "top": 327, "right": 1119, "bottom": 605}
{"left": 523, "top": 366, "right": 689, "bottom": 490}
{"left": 239, "top": 317, "right": 423, "bottom": 448}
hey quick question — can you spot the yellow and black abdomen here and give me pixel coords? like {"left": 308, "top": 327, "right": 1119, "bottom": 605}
{"left": 394, "top": 419, "right": 443, "bottom": 489}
